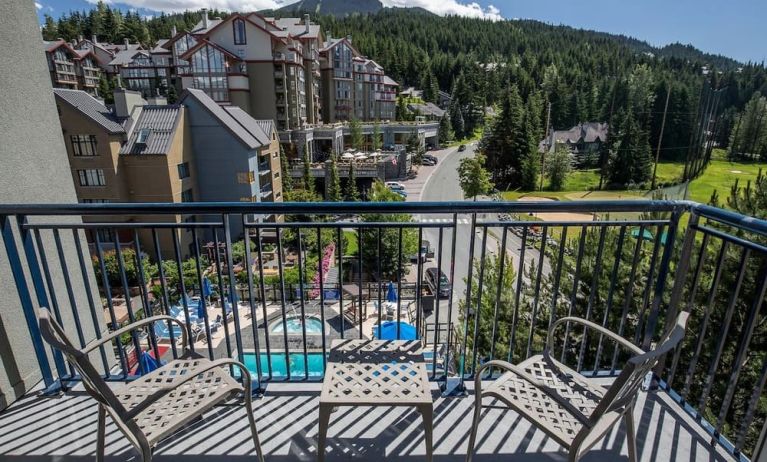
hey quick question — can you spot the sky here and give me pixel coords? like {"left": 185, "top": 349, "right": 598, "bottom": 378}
{"left": 36, "top": 0, "right": 767, "bottom": 64}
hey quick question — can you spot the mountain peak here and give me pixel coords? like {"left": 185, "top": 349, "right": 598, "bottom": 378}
{"left": 275, "top": 0, "right": 384, "bottom": 17}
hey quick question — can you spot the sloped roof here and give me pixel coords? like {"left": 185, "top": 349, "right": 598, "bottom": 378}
{"left": 119, "top": 106, "right": 182, "bottom": 155}
{"left": 109, "top": 49, "right": 150, "bottom": 66}
{"left": 181, "top": 89, "right": 268, "bottom": 150}
{"left": 407, "top": 102, "right": 445, "bottom": 118}
{"left": 151, "top": 39, "right": 170, "bottom": 53}
{"left": 53, "top": 89, "right": 125, "bottom": 134}
{"left": 383, "top": 75, "right": 399, "bottom": 86}
{"left": 191, "top": 18, "right": 224, "bottom": 34}
{"left": 272, "top": 17, "right": 321, "bottom": 39}
{"left": 222, "top": 106, "right": 271, "bottom": 145}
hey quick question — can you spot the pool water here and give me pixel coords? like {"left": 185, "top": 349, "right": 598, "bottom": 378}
{"left": 270, "top": 317, "right": 324, "bottom": 334}
{"left": 241, "top": 352, "right": 326, "bottom": 378}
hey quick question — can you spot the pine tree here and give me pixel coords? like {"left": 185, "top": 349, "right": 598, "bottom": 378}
{"left": 349, "top": 116, "right": 364, "bottom": 150}
{"left": 345, "top": 163, "right": 360, "bottom": 201}
{"left": 280, "top": 144, "right": 293, "bottom": 193}
{"left": 302, "top": 149, "right": 314, "bottom": 193}
{"left": 327, "top": 155, "right": 342, "bottom": 202}
{"left": 438, "top": 113, "right": 453, "bottom": 145}
{"left": 372, "top": 120, "right": 382, "bottom": 151}
{"left": 546, "top": 143, "right": 572, "bottom": 191}
{"left": 42, "top": 15, "right": 58, "bottom": 41}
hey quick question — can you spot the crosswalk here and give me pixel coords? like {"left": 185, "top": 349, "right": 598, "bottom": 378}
{"left": 415, "top": 217, "right": 472, "bottom": 224}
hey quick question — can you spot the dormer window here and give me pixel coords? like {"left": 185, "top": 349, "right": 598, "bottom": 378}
{"left": 136, "top": 128, "right": 150, "bottom": 145}
{"left": 233, "top": 18, "right": 246, "bottom": 45}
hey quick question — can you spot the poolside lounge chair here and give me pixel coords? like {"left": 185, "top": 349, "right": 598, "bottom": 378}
{"left": 38, "top": 309, "right": 264, "bottom": 462}
{"left": 466, "top": 312, "right": 689, "bottom": 462}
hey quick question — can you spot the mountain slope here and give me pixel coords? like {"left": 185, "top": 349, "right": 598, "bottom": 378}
{"left": 275, "top": 0, "right": 383, "bottom": 17}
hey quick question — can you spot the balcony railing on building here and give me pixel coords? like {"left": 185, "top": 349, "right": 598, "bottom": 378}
{"left": 2, "top": 200, "right": 767, "bottom": 460}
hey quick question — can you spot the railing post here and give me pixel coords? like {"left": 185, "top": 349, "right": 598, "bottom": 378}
{"left": 0, "top": 215, "right": 55, "bottom": 390}
{"left": 754, "top": 418, "right": 767, "bottom": 462}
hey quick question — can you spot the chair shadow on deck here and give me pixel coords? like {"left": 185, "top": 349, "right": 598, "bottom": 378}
{"left": 0, "top": 386, "right": 733, "bottom": 462}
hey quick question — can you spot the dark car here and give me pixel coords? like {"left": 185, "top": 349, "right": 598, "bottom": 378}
{"left": 421, "top": 158, "right": 436, "bottom": 166}
{"left": 425, "top": 267, "right": 451, "bottom": 298}
{"left": 458, "top": 144, "right": 466, "bottom": 152}
{"left": 423, "top": 154, "right": 438, "bottom": 163}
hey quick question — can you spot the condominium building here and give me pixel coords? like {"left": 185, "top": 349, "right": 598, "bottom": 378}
{"left": 319, "top": 36, "right": 398, "bottom": 123}
{"left": 162, "top": 11, "right": 320, "bottom": 133}
{"left": 43, "top": 40, "right": 104, "bottom": 95}
{"left": 107, "top": 40, "right": 173, "bottom": 97}
{"left": 53, "top": 88, "right": 196, "bottom": 258}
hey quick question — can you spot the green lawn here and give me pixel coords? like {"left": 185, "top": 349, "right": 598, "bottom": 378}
{"left": 503, "top": 149, "right": 766, "bottom": 209}
{"left": 343, "top": 230, "right": 358, "bottom": 256}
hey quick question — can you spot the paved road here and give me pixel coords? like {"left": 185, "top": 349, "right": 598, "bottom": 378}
{"left": 399, "top": 143, "right": 553, "bottom": 332}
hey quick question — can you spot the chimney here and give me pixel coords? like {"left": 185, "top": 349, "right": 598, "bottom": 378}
{"left": 78, "top": 34, "right": 83, "bottom": 43}
{"left": 91, "top": 35, "right": 97, "bottom": 45}
{"left": 346, "top": 34, "right": 352, "bottom": 45}
{"left": 304, "top": 14, "right": 310, "bottom": 33}
{"left": 123, "top": 37, "right": 129, "bottom": 48}
{"left": 113, "top": 88, "right": 147, "bottom": 119}
{"left": 201, "top": 8, "right": 209, "bottom": 29}
{"left": 171, "top": 25, "right": 177, "bottom": 36}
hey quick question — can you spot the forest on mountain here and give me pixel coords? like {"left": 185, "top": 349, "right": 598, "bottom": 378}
{"left": 43, "top": 4, "right": 767, "bottom": 188}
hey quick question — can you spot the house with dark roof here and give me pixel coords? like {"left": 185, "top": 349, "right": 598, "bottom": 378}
{"left": 53, "top": 88, "right": 197, "bottom": 258}
{"left": 181, "top": 88, "right": 283, "bottom": 231}
{"left": 540, "top": 122, "right": 609, "bottom": 167}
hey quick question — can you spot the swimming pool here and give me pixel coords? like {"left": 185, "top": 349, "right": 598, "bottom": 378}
{"left": 270, "top": 316, "right": 324, "bottom": 334}
{"left": 240, "top": 352, "right": 326, "bottom": 378}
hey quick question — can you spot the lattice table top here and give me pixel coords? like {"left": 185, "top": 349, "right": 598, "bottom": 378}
{"left": 321, "top": 340, "right": 432, "bottom": 406}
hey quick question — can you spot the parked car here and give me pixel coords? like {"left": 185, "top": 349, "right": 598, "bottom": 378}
{"left": 458, "top": 144, "right": 466, "bottom": 151}
{"left": 393, "top": 189, "right": 408, "bottom": 198}
{"left": 423, "top": 154, "right": 438, "bottom": 163}
{"left": 385, "top": 181, "right": 406, "bottom": 191}
{"left": 425, "top": 267, "right": 451, "bottom": 298}
{"left": 421, "top": 158, "right": 436, "bottom": 166}
{"left": 406, "top": 171, "right": 417, "bottom": 179}
{"left": 409, "top": 240, "right": 435, "bottom": 263}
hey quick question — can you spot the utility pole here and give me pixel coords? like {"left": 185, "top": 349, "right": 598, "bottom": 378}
{"left": 599, "top": 77, "right": 617, "bottom": 190}
{"left": 651, "top": 85, "right": 671, "bottom": 190}
{"left": 540, "top": 101, "right": 551, "bottom": 191}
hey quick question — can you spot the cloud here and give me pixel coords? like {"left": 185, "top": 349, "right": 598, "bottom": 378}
{"left": 98, "top": 0, "right": 282, "bottom": 13}
{"left": 381, "top": 0, "right": 502, "bottom": 20}
{"left": 35, "top": 2, "right": 42, "bottom": 9}
{"left": 88, "top": 0, "right": 502, "bottom": 20}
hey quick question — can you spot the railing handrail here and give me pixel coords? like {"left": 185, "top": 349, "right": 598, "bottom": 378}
{"left": 0, "top": 199, "right": 694, "bottom": 216}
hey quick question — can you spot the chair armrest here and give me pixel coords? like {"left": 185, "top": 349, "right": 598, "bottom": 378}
{"left": 474, "top": 359, "right": 590, "bottom": 425}
{"left": 124, "top": 358, "right": 251, "bottom": 419}
{"left": 82, "top": 315, "right": 188, "bottom": 355}
{"left": 546, "top": 317, "right": 644, "bottom": 356}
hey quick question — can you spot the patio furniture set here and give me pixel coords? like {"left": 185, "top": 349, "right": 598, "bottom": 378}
{"left": 38, "top": 308, "right": 689, "bottom": 462}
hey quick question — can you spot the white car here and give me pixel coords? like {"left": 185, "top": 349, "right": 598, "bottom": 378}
{"left": 385, "top": 182, "right": 406, "bottom": 191}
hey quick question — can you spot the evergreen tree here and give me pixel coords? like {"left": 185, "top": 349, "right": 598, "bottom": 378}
{"left": 729, "top": 92, "right": 767, "bottom": 160}
{"left": 280, "top": 144, "right": 293, "bottom": 193}
{"left": 457, "top": 153, "right": 494, "bottom": 200}
{"left": 349, "top": 116, "right": 364, "bottom": 150}
{"left": 302, "top": 149, "right": 314, "bottom": 193}
{"left": 166, "top": 83, "right": 178, "bottom": 104}
{"left": 372, "top": 120, "right": 382, "bottom": 151}
{"left": 546, "top": 142, "right": 572, "bottom": 191}
{"left": 450, "top": 101, "right": 465, "bottom": 140}
{"left": 345, "top": 163, "right": 360, "bottom": 201}
{"left": 438, "top": 113, "right": 453, "bottom": 145}
{"left": 327, "top": 155, "right": 342, "bottom": 202}
{"left": 42, "top": 14, "right": 58, "bottom": 41}
{"left": 483, "top": 85, "right": 525, "bottom": 184}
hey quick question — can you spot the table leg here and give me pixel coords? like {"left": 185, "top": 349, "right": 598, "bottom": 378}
{"left": 418, "top": 404, "right": 434, "bottom": 462}
{"left": 318, "top": 403, "right": 332, "bottom": 462}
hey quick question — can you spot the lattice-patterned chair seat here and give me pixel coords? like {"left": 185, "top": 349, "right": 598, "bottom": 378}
{"left": 482, "top": 354, "right": 604, "bottom": 446}
{"left": 466, "top": 313, "right": 689, "bottom": 462}
{"left": 114, "top": 356, "right": 242, "bottom": 444}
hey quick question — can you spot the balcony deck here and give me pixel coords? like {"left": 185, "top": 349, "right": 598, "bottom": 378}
{"left": 0, "top": 379, "right": 733, "bottom": 462}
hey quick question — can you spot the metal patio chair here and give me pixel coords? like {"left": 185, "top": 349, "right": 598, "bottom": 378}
{"left": 38, "top": 309, "right": 264, "bottom": 462}
{"left": 466, "top": 312, "right": 689, "bottom": 462}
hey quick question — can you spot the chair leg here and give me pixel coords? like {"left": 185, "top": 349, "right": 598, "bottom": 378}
{"left": 466, "top": 394, "right": 483, "bottom": 462}
{"left": 317, "top": 403, "right": 332, "bottom": 462}
{"left": 244, "top": 392, "right": 265, "bottom": 462}
{"left": 419, "top": 404, "right": 433, "bottom": 462}
{"left": 624, "top": 408, "right": 638, "bottom": 462}
{"left": 96, "top": 405, "right": 106, "bottom": 462}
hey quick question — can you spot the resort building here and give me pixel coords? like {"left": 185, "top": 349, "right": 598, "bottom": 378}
{"left": 319, "top": 36, "right": 398, "bottom": 122}
{"left": 43, "top": 40, "right": 104, "bottom": 95}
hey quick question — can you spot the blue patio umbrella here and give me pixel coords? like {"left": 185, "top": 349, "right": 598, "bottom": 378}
{"left": 197, "top": 298, "right": 206, "bottom": 320}
{"left": 136, "top": 350, "right": 161, "bottom": 376}
{"left": 374, "top": 321, "right": 417, "bottom": 340}
{"left": 202, "top": 277, "right": 213, "bottom": 297}
{"left": 386, "top": 282, "right": 398, "bottom": 303}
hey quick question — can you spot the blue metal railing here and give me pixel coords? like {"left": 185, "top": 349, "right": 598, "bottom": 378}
{"left": 2, "top": 200, "right": 767, "bottom": 458}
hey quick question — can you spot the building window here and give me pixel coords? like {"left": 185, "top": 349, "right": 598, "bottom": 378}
{"left": 77, "top": 169, "right": 105, "bottom": 186}
{"left": 177, "top": 162, "right": 191, "bottom": 179}
{"left": 190, "top": 44, "right": 229, "bottom": 101}
{"left": 237, "top": 171, "right": 255, "bottom": 184}
{"left": 181, "top": 189, "right": 194, "bottom": 202}
{"left": 71, "top": 135, "right": 97, "bottom": 156}
{"left": 233, "top": 18, "right": 246, "bottom": 45}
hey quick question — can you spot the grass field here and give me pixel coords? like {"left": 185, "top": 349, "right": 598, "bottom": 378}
{"left": 503, "top": 149, "right": 765, "bottom": 208}
{"left": 343, "top": 230, "right": 358, "bottom": 256}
